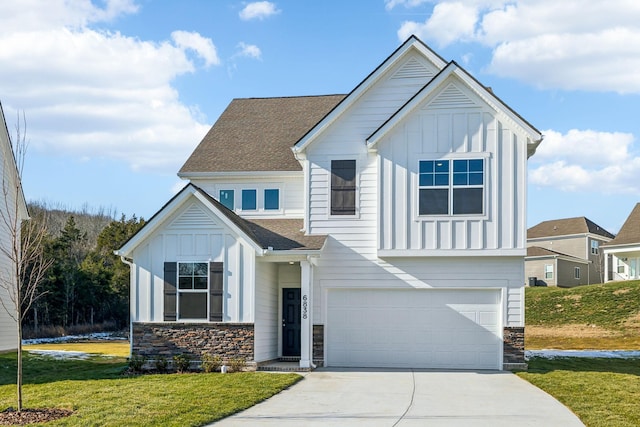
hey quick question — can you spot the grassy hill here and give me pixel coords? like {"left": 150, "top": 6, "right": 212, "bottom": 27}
{"left": 525, "top": 280, "right": 640, "bottom": 350}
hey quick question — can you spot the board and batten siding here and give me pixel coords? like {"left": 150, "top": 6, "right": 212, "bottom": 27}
{"left": 377, "top": 78, "right": 528, "bottom": 255}
{"left": 304, "top": 61, "right": 526, "bottom": 329}
{"left": 189, "top": 174, "right": 304, "bottom": 218}
{"left": 253, "top": 261, "right": 278, "bottom": 362}
{"left": 130, "top": 200, "right": 255, "bottom": 324}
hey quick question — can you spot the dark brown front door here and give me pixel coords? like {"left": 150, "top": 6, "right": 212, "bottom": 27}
{"left": 282, "top": 288, "right": 301, "bottom": 357}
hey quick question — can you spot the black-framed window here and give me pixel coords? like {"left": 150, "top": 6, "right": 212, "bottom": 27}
{"left": 418, "top": 159, "right": 484, "bottom": 215}
{"left": 331, "top": 160, "right": 356, "bottom": 215}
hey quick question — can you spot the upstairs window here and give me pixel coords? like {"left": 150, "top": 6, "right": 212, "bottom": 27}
{"left": 219, "top": 190, "right": 234, "bottom": 210}
{"left": 591, "top": 240, "right": 599, "bottom": 255}
{"left": 242, "top": 189, "right": 257, "bottom": 210}
{"left": 331, "top": 160, "right": 356, "bottom": 215}
{"left": 264, "top": 189, "right": 280, "bottom": 210}
{"left": 419, "top": 159, "right": 484, "bottom": 216}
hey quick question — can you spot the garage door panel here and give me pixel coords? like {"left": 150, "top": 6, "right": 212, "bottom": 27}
{"left": 326, "top": 288, "right": 501, "bottom": 370}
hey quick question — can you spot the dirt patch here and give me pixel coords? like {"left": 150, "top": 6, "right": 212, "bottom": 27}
{"left": 0, "top": 408, "right": 72, "bottom": 425}
{"left": 623, "top": 312, "right": 640, "bottom": 330}
{"left": 527, "top": 324, "right": 618, "bottom": 339}
{"left": 562, "top": 294, "right": 582, "bottom": 301}
{"left": 613, "top": 288, "right": 631, "bottom": 295}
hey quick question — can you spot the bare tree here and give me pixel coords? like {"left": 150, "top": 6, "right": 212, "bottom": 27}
{"left": 0, "top": 110, "right": 52, "bottom": 412}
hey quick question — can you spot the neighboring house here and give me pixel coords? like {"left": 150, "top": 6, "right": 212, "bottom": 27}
{"left": 0, "top": 102, "right": 29, "bottom": 352}
{"left": 603, "top": 203, "right": 640, "bottom": 282}
{"left": 526, "top": 217, "right": 614, "bottom": 287}
{"left": 116, "top": 36, "right": 542, "bottom": 371}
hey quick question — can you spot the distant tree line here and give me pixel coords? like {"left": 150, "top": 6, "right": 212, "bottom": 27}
{"left": 22, "top": 202, "right": 144, "bottom": 337}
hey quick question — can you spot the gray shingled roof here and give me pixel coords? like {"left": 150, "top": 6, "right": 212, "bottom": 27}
{"left": 179, "top": 95, "right": 346, "bottom": 174}
{"left": 527, "top": 217, "right": 615, "bottom": 239}
{"left": 603, "top": 203, "right": 640, "bottom": 247}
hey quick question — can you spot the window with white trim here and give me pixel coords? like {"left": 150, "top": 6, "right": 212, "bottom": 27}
{"left": 264, "top": 188, "right": 279, "bottom": 210}
{"left": 241, "top": 189, "right": 257, "bottom": 210}
{"left": 591, "top": 240, "right": 599, "bottom": 255}
{"left": 418, "top": 159, "right": 484, "bottom": 216}
{"left": 544, "top": 264, "right": 553, "bottom": 279}
{"left": 219, "top": 189, "right": 234, "bottom": 210}
{"left": 178, "top": 262, "right": 209, "bottom": 320}
{"left": 574, "top": 267, "right": 581, "bottom": 279}
{"left": 617, "top": 258, "right": 626, "bottom": 274}
{"left": 331, "top": 160, "right": 356, "bottom": 215}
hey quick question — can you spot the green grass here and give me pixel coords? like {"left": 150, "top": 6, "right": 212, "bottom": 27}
{"left": 526, "top": 280, "right": 640, "bottom": 329}
{"left": 23, "top": 341, "right": 130, "bottom": 357}
{"left": 518, "top": 357, "right": 640, "bottom": 427}
{"left": 0, "top": 352, "right": 301, "bottom": 426}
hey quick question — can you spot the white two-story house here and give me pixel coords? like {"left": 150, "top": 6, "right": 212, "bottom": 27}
{"left": 116, "top": 36, "right": 542, "bottom": 371}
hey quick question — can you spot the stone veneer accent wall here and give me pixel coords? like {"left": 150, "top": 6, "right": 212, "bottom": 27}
{"left": 503, "top": 326, "right": 526, "bottom": 369}
{"left": 133, "top": 323, "right": 254, "bottom": 362}
{"left": 313, "top": 325, "right": 324, "bottom": 366}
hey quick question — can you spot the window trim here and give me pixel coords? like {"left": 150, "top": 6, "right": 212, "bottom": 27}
{"left": 417, "top": 157, "right": 486, "bottom": 217}
{"left": 176, "top": 262, "right": 209, "bottom": 321}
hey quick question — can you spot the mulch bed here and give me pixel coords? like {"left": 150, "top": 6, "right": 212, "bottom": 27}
{"left": 0, "top": 408, "right": 73, "bottom": 425}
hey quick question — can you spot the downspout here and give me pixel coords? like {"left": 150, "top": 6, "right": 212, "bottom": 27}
{"left": 119, "top": 255, "right": 134, "bottom": 358}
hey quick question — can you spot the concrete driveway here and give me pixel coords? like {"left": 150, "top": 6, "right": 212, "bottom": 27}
{"left": 212, "top": 368, "right": 584, "bottom": 426}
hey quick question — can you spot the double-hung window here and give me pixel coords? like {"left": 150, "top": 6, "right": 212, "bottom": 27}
{"left": 331, "top": 160, "right": 356, "bottom": 215}
{"left": 418, "top": 159, "right": 484, "bottom": 215}
{"left": 544, "top": 264, "right": 554, "bottom": 279}
{"left": 178, "top": 262, "right": 209, "bottom": 320}
{"left": 591, "top": 240, "right": 599, "bottom": 255}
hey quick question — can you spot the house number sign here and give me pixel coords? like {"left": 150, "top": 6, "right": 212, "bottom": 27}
{"left": 302, "top": 294, "right": 308, "bottom": 320}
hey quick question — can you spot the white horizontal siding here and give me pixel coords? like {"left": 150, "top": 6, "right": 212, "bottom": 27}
{"left": 189, "top": 175, "right": 304, "bottom": 218}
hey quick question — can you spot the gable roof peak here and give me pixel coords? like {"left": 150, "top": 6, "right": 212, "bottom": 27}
{"left": 604, "top": 202, "right": 640, "bottom": 246}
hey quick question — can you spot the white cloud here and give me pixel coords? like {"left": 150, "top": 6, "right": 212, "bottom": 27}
{"left": 239, "top": 1, "right": 280, "bottom": 21}
{"left": 171, "top": 30, "right": 220, "bottom": 67}
{"left": 394, "top": 0, "right": 640, "bottom": 93}
{"left": 398, "top": 2, "right": 478, "bottom": 46}
{"left": 529, "top": 129, "right": 640, "bottom": 194}
{"left": 0, "top": 2, "right": 216, "bottom": 172}
{"left": 385, "top": 0, "right": 431, "bottom": 10}
{"left": 236, "top": 42, "right": 262, "bottom": 60}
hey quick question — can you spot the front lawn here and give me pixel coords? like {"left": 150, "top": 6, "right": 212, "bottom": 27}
{"left": 0, "top": 351, "right": 300, "bottom": 426}
{"left": 525, "top": 280, "right": 640, "bottom": 349}
{"left": 518, "top": 357, "right": 640, "bottom": 427}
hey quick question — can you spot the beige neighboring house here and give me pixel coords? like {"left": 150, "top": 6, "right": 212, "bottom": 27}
{"left": 603, "top": 203, "right": 640, "bottom": 282}
{"left": 526, "top": 217, "right": 614, "bottom": 287}
{"left": 0, "top": 102, "right": 29, "bottom": 352}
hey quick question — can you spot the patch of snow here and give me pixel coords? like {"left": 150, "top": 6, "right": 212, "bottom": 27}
{"left": 526, "top": 349, "right": 640, "bottom": 359}
{"left": 22, "top": 332, "right": 127, "bottom": 345}
{"left": 27, "top": 350, "right": 90, "bottom": 360}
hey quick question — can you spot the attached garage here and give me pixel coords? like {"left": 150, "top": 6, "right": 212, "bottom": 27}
{"left": 325, "top": 288, "right": 502, "bottom": 370}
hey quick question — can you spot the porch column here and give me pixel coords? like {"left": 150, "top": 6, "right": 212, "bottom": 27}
{"left": 604, "top": 253, "right": 609, "bottom": 283}
{"left": 299, "top": 259, "right": 312, "bottom": 368}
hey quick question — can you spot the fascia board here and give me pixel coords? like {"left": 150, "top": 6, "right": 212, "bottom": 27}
{"left": 293, "top": 37, "right": 446, "bottom": 154}
{"left": 178, "top": 170, "right": 303, "bottom": 179}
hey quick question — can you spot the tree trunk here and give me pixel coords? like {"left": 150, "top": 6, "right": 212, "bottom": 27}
{"left": 17, "top": 320, "right": 22, "bottom": 412}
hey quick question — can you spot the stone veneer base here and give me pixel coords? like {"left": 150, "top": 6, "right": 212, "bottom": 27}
{"left": 132, "top": 322, "right": 255, "bottom": 368}
{"left": 503, "top": 326, "right": 526, "bottom": 370}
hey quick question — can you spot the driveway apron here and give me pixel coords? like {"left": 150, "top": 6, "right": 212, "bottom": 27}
{"left": 212, "top": 368, "right": 584, "bottom": 426}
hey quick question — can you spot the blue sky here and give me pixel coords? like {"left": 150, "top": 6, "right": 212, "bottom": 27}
{"left": 0, "top": 0, "right": 639, "bottom": 233}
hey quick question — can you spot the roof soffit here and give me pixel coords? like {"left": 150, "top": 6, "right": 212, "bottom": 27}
{"left": 293, "top": 36, "right": 447, "bottom": 154}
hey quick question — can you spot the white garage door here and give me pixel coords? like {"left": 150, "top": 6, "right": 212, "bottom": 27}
{"left": 326, "top": 288, "right": 502, "bottom": 370}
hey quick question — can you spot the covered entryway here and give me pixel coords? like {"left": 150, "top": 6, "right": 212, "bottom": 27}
{"left": 326, "top": 288, "right": 502, "bottom": 370}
